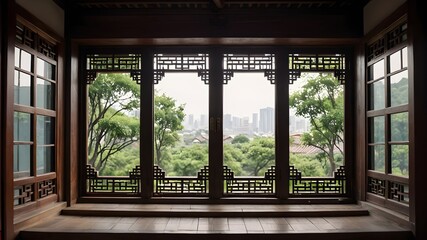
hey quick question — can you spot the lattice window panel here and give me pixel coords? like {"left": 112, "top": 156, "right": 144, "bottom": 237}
{"left": 387, "top": 22, "right": 408, "bottom": 50}
{"left": 14, "top": 184, "right": 34, "bottom": 206}
{"left": 289, "top": 54, "right": 346, "bottom": 84}
{"left": 289, "top": 166, "right": 346, "bottom": 195}
{"left": 38, "top": 179, "right": 56, "bottom": 198}
{"left": 153, "top": 166, "right": 208, "bottom": 194}
{"left": 389, "top": 181, "right": 409, "bottom": 204}
{"left": 223, "top": 54, "right": 275, "bottom": 84}
{"left": 86, "top": 164, "right": 141, "bottom": 193}
{"left": 367, "top": 177, "right": 386, "bottom": 197}
{"left": 223, "top": 166, "right": 275, "bottom": 194}
{"left": 367, "top": 37, "right": 386, "bottom": 62}
{"left": 367, "top": 20, "right": 407, "bottom": 62}
{"left": 16, "top": 22, "right": 36, "bottom": 49}
{"left": 85, "top": 54, "right": 142, "bottom": 84}
{"left": 153, "top": 53, "right": 209, "bottom": 84}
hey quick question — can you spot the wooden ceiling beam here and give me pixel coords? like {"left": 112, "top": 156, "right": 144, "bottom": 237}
{"left": 212, "top": 0, "right": 225, "bottom": 8}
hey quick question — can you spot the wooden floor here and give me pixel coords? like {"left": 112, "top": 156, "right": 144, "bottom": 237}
{"left": 18, "top": 204, "right": 412, "bottom": 240}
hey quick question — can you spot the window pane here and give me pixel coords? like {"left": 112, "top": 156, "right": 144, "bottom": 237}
{"left": 391, "top": 112, "right": 408, "bottom": 142}
{"left": 14, "top": 71, "right": 32, "bottom": 106}
{"left": 14, "top": 145, "right": 31, "bottom": 178}
{"left": 36, "top": 78, "right": 55, "bottom": 110}
{"left": 388, "top": 50, "right": 401, "bottom": 73}
{"left": 37, "top": 116, "right": 54, "bottom": 144}
{"left": 37, "top": 58, "right": 55, "bottom": 80}
{"left": 402, "top": 47, "right": 408, "bottom": 68}
{"left": 390, "top": 70, "right": 408, "bottom": 107}
{"left": 391, "top": 145, "right": 409, "bottom": 177}
{"left": 369, "top": 145, "right": 385, "bottom": 172}
{"left": 369, "top": 116, "right": 384, "bottom": 143}
{"left": 15, "top": 47, "right": 20, "bottom": 68}
{"left": 37, "top": 146, "right": 54, "bottom": 175}
{"left": 14, "top": 112, "right": 31, "bottom": 142}
{"left": 20, "top": 49, "right": 32, "bottom": 72}
{"left": 368, "top": 79, "right": 385, "bottom": 110}
{"left": 369, "top": 59, "right": 384, "bottom": 80}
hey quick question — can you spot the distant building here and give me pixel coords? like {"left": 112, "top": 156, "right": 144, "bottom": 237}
{"left": 259, "top": 107, "right": 274, "bottom": 134}
{"left": 252, "top": 113, "right": 258, "bottom": 132}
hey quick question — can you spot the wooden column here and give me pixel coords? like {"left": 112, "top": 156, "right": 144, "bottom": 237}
{"left": 141, "top": 49, "right": 154, "bottom": 199}
{"left": 408, "top": 0, "right": 427, "bottom": 238}
{"left": 275, "top": 49, "right": 289, "bottom": 199}
{"left": 209, "top": 49, "right": 223, "bottom": 199}
{"left": 1, "top": 0, "right": 16, "bottom": 239}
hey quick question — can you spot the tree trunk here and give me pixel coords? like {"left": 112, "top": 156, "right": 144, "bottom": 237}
{"left": 328, "top": 146, "right": 336, "bottom": 176}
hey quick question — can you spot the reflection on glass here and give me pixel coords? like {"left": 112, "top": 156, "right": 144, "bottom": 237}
{"left": 20, "top": 50, "right": 32, "bottom": 72}
{"left": 391, "top": 145, "right": 409, "bottom": 177}
{"left": 14, "top": 112, "right": 31, "bottom": 142}
{"left": 391, "top": 112, "right": 408, "bottom": 142}
{"left": 368, "top": 79, "right": 385, "bottom": 110}
{"left": 14, "top": 71, "right": 32, "bottom": 106}
{"left": 373, "top": 60, "right": 384, "bottom": 80}
{"left": 37, "top": 58, "right": 55, "bottom": 80}
{"left": 369, "top": 116, "right": 385, "bottom": 143}
{"left": 15, "top": 47, "right": 20, "bottom": 68}
{"left": 402, "top": 47, "right": 408, "bottom": 68}
{"left": 37, "top": 116, "right": 54, "bottom": 144}
{"left": 36, "top": 78, "right": 55, "bottom": 110}
{"left": 389, "top": 50, "right": 401, "bottom": 73}
{"left": 37, "top": 146, "right": 54, "bottom": 175}
{"left": 390, "top": 70, "right": 408, "bottom": 107}
{"left": 14, "top": 145, "right": 31, "bottom": 178}
{"left": 369, "top": 145, "right": 385, "bottom": 172}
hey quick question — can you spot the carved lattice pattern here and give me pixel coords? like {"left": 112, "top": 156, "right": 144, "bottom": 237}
{"left": 367, "top": 37, "right": 386, "bottom": 62}
{"left": 38, "top": 37, "right": 57, "bottom": 60}
{"left": 16, "top": 22, "right": 36, "bottom": 49}
{"left": 289, "top": 54, "right": 346, "bottom": 84}
{"left": 289, "top": 166, "right": 346, "bottom": 195}
{"left": 223, "top": 166, "right": 275, "bottom": 194}
{"left": 387, "top": 22, "right": 408, "bottom": 50}
{"left": 86, "top": 164, "right": 141, "bottom": 193}
{"left": 153, "top": 53, "right": 209, "bottom": 84}
{"left": 389, "top": 181, "right": 409, "bottom": 204}
{"left": 14, "top": 184, "right": 34, "bottom": 206}
{"left": 367, "top": 177, "right": 385, "bottom": 197}
{"left": 223, "top": 53, "right": 275, "bottom": 84}
{"left": 367, "top": 20, "right": 407, "bottom": 62}
{"left": 153, "top": 165, "right": 209, "bottom": 194}
{"left": 86, "top": 54, "right": 142, "bottom": 83}
{"left": 38, "top": 179, "right": 56, "bottom": 198}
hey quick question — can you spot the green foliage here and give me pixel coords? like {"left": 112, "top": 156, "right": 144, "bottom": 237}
{"left": 87, "top": 73, "right": 140, "bottom": 172}
{"left": 165, "top": 144, "right": 208, "bottom": 176}
{"left": 154, "top": 93, "right": 185, "bottom": 167}
{"left": 289, "top": 73, "right": 344, "bottom": 176}
{"left": 231, "top": 134, "right": 250, "bottom": 144}
{"left": 241, "top": 137, "right": 275, "bottom": 176}
{"left": 290, "top": 154, "right": 325, "bottom": 177}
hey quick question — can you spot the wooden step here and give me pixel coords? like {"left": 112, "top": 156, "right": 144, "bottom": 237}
{"left": 61, "top": 203, "right": 370, "bottom": 218}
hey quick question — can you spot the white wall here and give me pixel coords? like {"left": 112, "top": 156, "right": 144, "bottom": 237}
{"left": 16, "top": 0, "right": 64, "bottom": 37}
{"left": 364, "top": 0, "right": 407, "bottom": 35}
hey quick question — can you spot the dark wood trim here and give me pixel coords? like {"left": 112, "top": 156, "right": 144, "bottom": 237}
{"left": 1, "top": 1, "right": 16, "bottom": 239}
{"left": 78, "top": 48, "right": 88, "bottom": 198}
{"left": 408, "top": 0, "right": 427, "bottom": 237}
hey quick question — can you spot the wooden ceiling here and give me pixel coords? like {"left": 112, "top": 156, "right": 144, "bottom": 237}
{"left": 69, "top": 0, "right": 369, "bottom": 10}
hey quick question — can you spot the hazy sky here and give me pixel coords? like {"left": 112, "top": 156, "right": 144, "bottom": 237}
{"left": 155, "top": 72, "right": 277, "bottom": 118}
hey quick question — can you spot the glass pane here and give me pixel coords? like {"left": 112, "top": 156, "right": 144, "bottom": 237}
{"left": 371, "top": 60, "right": 384, "bottom": 80}
{"left": 290, "top": 73, "right": 344, "bottom": 177}
{"left": 37, "top": 116, "right": 54, "bottom": 144}
{"left": 369, "top": 116, "right": 385, "bottom": 143}
{"left": 225, "top": 72, "right": 275, "bottom": 177}
{"left": 37, "top": 146, "right": 54, "bottom": 175}
{"left": 155, "top": 72, "right": 208, "bottom": 177}
{"left": 36, "top": 78, "right": 55, "bottom": 110}
{"left": 368, "top": 79, "right": 385, "bottom": 110}
{"left": 14, "top": 112, "right": 31, "bottom": 142}
{"left": 391, "top": 112, "right": 408, "bottom": 142}
{"left": 388, "top": 50, "right": 401, "bottom": 73}
{"left": 391, "top": 145, "right": 409, "bottom": 177}
{"left": 20, "top": 49, "right": 32, "bottom": 72}
{"left": 15, "top": 47, "right": 20, "bottom": 68}
{"left": 402, "top": 47, "right": 408, "bottom": 68}
{"left": 390, "top": 70, "right": 408, "bottom": 106}
{"left": 87, "top": 73, "right": 140, "bottom": 176}
{"left": 14, "top": 145, "right": 31, "bottom": 178}
{"left": 369, "top": 145, "right": 385, "bottom": 172}
{"left": 37, "top": 58, "right": 55, "bottom": 80}
{"left": 14, "top": 71, "right": 32, "bottom": 106}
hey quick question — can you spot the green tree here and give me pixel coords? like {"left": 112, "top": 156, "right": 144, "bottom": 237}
{"left": 242, "top": 137, "right": 275, "bottom": 176}
{"left": 231, "top": 134, "right": 250, "bottom": 144}
{"left": 154, "top": 93, "right": 185, "bottom": 167}
{"left": 289, "top": 73, "right": 344, "bottom": 176}
{"left": 167, "top": 144, "right": 208, "bottom": 176}
{"left": 87, "top": 73, "right": 140, "bottom": 172}
{"left": 223, "top": 143, "right": 245, "bottom": 175}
